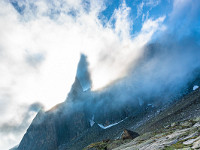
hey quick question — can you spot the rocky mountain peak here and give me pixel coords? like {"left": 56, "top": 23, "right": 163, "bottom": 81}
{"left": 76, "top": 53, "right": 91, "bottom": 91}
{"left": 66, "top": 54, "right": 91, "bottom": 101}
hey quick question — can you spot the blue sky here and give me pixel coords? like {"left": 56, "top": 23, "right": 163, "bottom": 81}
{"left": 10, "top": 0, "right": 172, "bottom": 35}
{"left": 100, "top": 0, "right": 172, "bottom": 34}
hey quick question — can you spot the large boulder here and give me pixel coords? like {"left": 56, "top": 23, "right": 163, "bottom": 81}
{"left": 121, "top": 129, "right": 139, "bottom": 140}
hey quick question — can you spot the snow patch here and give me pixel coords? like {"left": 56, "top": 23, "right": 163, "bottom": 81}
{"left": 193, "top": 85, "right": 199, "bottom": 91}
{"left": 98, "top": 119, "right": 124, "bottom": 129}
{"left": 89, "top": 115, "right": 95, "bottom": 127}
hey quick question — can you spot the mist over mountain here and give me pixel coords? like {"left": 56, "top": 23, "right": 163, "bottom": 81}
{"left": 16, "top": 43, "right": 200, "bottom": 149}
{"left": 0, "top": 0, "right": 200, "bottom": 150}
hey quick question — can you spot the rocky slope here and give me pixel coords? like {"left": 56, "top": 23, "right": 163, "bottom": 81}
{"left": 84, "top": 88, "right": 200, "bottom": 150}
{"left": 85, "top": 117, "right": 200, "bottom": 150}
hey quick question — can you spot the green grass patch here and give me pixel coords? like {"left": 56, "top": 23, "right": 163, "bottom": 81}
{"left": 83, "top": 141, "right": 108, "bottom": 150}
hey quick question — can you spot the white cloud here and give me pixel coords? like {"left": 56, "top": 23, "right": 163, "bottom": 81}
{"left": 137, "top": 2, "right": 144, "bottom": 18}
{"left": 146, "top": 0, "right": 161, "bottom": 8}
{"left": 136, "top": 0, "right": 161, "bottom": 22}
{"left": 0, "top": 0, "right": 165, "bottom": 149}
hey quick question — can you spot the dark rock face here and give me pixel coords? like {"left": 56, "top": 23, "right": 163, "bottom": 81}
{"left": 18, "top": 100, "right": 91, "bottom": 150}
{"left": 18, "top": 111, "right": 58, "bottom": 150}
{"left": 121, "top": 129, "right": 139, "bottom": 140}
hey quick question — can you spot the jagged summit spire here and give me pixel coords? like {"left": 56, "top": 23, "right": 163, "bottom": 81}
{"left": 66, "top": 54, "right": 91, "bottom": 101}
{"left": 76, "top": 54, "right": 91, "bottom": 91}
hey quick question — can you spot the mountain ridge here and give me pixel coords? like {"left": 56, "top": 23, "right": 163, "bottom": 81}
{"left": 15, "top": 51, "right": 200, "bottom": 150}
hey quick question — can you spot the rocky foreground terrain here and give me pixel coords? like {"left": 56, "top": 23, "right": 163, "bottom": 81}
{"left": 84, "top": 88, "right": 200, "bottom": 150}
{"left": 85, "top": 116, "right": 200, "bottom": 150}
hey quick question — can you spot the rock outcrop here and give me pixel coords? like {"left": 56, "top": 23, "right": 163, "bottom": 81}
{"left": 121, "top": 129, "right": 139, "bottom": 140}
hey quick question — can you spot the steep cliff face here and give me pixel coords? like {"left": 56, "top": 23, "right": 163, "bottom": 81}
{"left": 17, "top": 55, "right": 92, "bottom": 150}
{"left": 17, "top": 82, "right": 91, "bottom": 150}
{"left": 17, "top": 111, "right": 58, "bottom": 150}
